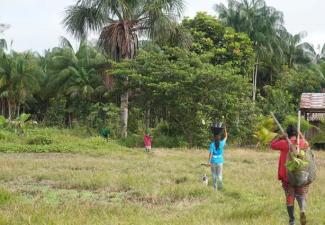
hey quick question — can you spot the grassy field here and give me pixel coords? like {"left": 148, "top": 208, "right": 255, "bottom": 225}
{"left": 0, "top": 147, "right": 324, "bottom": 225}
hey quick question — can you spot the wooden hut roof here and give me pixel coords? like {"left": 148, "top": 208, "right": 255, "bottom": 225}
{"left": 300, "top": 93, "right": 325, "bottom": 113}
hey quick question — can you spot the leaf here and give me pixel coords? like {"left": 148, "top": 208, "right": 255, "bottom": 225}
{"left": 17, "top": 113, "right": 30, "bottom": 123}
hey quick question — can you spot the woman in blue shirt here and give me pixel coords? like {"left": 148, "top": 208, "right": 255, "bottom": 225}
{"left": 208, "top": 127, "right": 227, "bottom": 190}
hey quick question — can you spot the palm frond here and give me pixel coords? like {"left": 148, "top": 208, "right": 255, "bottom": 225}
{"left": 98, "top": 21, "right": 138, "bottom": 60}
{"left": 63, "top": 2, "right": 106, "bottom": 40}
{"left": 59, "top": 36, "right": 74, "bottom": 49}
{"left": 320, "top": 43, "right": 325, "bottom": 58}
{"left": 297, "top": 42, "right": 317, "bottom": 62}
{"left": 0, "top": 39, "right": 7, "bottom": 50}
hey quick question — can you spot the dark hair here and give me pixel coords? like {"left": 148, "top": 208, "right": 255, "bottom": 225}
{"left": 214, "top": 134, "right": 221, "bottom": 151}
{"left": 286, "top": 125, "right": 297, "bottom": 138}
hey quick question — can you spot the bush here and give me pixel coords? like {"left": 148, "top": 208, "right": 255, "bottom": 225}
{"left": 154, "top": 121, "right": 171, "bottom": 136}
{"left": 88, "top": 136, "right": 109, "bottom": 146}
{"left": 0, "top": 130, "right": 7, "bottom": 140}
{"left": 27, "top": 135, "right": 53, "bottom": 145}
{"left": 153, "top": 135, "right": 187, "bottom": 148}
{"left": 311, "top": 120, "right": 325, "bottom": 147}
{"left": 0, "top": 129, "right": 17, "bottom": 142}
{"left": 121, "top": 134, "right": 143, "bottom": 148}
{"left": 43, "top": 98, "right": 66, "bottom": 127}
{"left": 0, "top": 143, "right": 71, "bottom": 153}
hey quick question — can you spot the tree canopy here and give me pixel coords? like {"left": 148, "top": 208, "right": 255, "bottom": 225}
{"left": 0, "top": 0, "right": 324, "bottom": 147}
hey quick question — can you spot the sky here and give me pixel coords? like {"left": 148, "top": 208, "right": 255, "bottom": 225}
{"left": 1, "top": 0, "right": 325, "bottom": 53}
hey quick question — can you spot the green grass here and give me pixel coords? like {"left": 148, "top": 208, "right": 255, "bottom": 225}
{"left": 0, "top": 146, "right": 324, "bottom": 225}
{"left": 0, "top": 127, "right": 127, "bottom": 154}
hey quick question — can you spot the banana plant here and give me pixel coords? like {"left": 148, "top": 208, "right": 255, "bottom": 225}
{"left": 9, "top": 113, "right": 31, "bottom": 135}
{"left": 254, "top": 116, "right": 277, "bottom": 146}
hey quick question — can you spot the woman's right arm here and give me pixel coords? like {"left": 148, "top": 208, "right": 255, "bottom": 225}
{"left": 270, "top": 135, "right": 287, "bottom": 151}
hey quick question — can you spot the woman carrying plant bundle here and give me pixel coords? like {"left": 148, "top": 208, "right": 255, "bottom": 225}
{"left": 270, "top": 125, "right": 310, "bottom": 225}
{"left": 208, "top": 123, "right": 228, "bottom": 190}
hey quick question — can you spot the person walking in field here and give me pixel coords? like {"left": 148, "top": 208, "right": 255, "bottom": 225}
{"left": 144, "top": 129, "right": 152, "bottom": 152}
{"left": 270, "top": 125, "right": 310, "bottom": 225}
{"left": 208, "top": 124, "right": 228, "bottom": 190}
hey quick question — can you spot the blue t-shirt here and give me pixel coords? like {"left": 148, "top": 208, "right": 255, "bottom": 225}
{"left": 209, "top": 139, "right": 226, "bottom": 164}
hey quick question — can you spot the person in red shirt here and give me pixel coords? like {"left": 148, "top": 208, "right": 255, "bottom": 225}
{"left": 271, "top": 125, "right": 310, "bottom": 225}
{"left": 144, "top": 129, "right": 152, "bottom": 152}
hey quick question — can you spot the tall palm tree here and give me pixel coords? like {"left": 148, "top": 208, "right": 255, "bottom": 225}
{"left": 277, "top": 30, "right": 313, "bottom": 68}
{"left": 48, "top": 40, "right": 106, "bottom": 127}
{"left": 13, "top": 52, "right": 43, "bottom": 116}
{"left": 0, "top": 51, "right": 17, "bottom": 119}
{"left": 215, "top": 0, "right": 284, "bottom": 101}
{"left": 298, "top": 42, "right": 325, "bottom": 63}
{"left": 0, "top": 51, "right": 42, "bottom": 119}
{"left": 63, "top": 0, "right": 185, "bottom": 137}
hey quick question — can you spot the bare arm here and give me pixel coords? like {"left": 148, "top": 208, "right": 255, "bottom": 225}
{"left": 224, "top": 127, "right": 228, "bottom": 140}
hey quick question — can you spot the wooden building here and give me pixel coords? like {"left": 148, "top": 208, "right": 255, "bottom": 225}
{"left": 300, "top": 93, "right": 325, "bottom": 148}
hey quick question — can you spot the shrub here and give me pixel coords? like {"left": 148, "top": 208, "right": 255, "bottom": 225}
{"left": 121, "top": 134, "right": 143, "bottom": 148}
{"left": 0, "top": 130, "right": 7, "bottom": 140}
{"left": 27, "top": 136, "right": 53, "bottom": 145}
{"left": 153, "top": 135, "right": 187, "bottom": 148}
{"left": 88, "top": 136, "right": 109, "bottom": 146}
{"left": 0, "top": 143, "right": 71, "bottom": 153}
{"left": 311, "top": 120, "right": 325, "bottom": 147}
{"left": 0, "top": 129, "right": 17, "bottom": 142}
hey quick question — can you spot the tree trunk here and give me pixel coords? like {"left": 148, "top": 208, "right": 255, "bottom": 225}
{"left": 252, "top": 65, "right": 255, "bottom": 100}
{"left": 65, "top": 98, "right": 73, "bottom": 128}
{"left": 7, "top": 82, "right": 15, "bottom": 120}
{"left": 7, "top": 98, "right": 11, "bottom": 120}
{"left": 69, "top": 112, "right": 72, "bottom": 128}
{"left": 145, "top": 107, "right": 150, "bottom": 130}
{"left": 289, "top": 55, "right": 292, "bottom": 68}
{"left": 13, "top": 103, "right": 16, "bottom": 119}
{"left": 120, "top": 91, "right": 128, "bottom": 138}
{"left": 188, "top": 132, "right": 193, "bottom": 149}
{"left": 1, "top": 98, "right": 4, "bottom": 115}
{"left": 253, "top": 58, "right": 259, "bottom": 101}
{"left": 17, "top": 102, "right": 20, "bottom": 117}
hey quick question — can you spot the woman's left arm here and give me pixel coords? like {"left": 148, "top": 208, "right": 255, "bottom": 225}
{"left": 224, "top": 127, "right": 228, "bottom": 140}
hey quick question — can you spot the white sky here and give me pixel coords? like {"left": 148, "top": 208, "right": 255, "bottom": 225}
{"left": 1, "top": 0, "right": 325, "bottom": 53}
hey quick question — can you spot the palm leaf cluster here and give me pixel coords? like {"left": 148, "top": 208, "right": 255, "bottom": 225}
{"left": 215, "top": 0, "right": 325, "bottom": 86}
{"left": 0, "top": 39, "right": 108, "bottom": 122}
{"left": 63, "top": 0, "right": 185, "bottom": 60}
